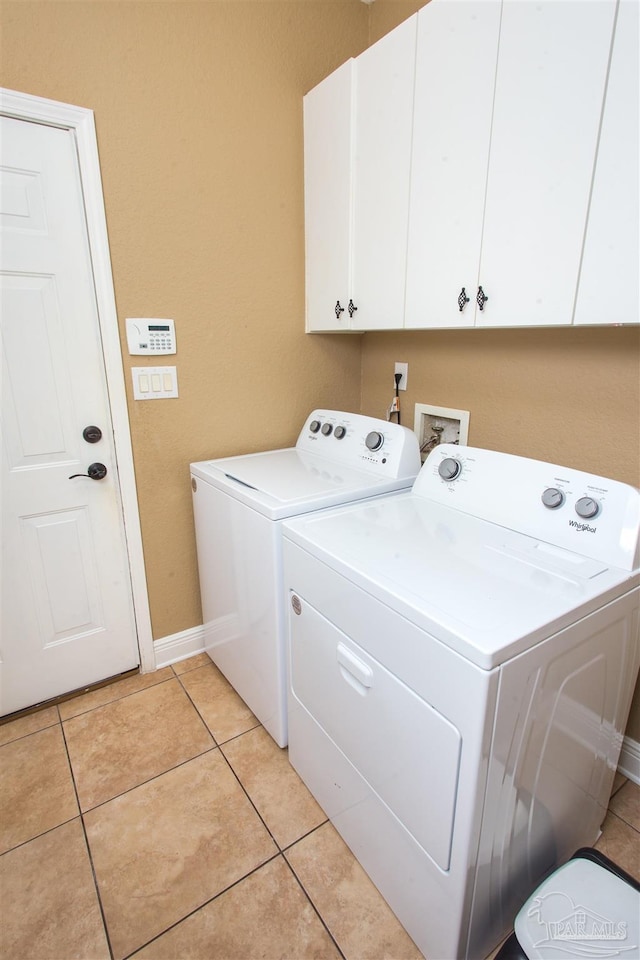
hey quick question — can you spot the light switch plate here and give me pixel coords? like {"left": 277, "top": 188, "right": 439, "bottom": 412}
{"left": 132, "top": 366, "right": 179, "bottom": 400}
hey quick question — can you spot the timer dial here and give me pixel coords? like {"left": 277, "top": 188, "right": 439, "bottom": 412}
{"left": 365, "top": 431, "right": 384, "bottom": 452}
{"left": 575, "top": 496, "right": 599, "bottom": 520}
{"left": 438, "top": 457, "right": 461, "bottom": 481}
{"left": 541, "top": 487, "right": 565, "bottom": 509}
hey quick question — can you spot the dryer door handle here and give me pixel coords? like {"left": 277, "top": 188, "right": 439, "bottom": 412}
{"left": 337, "top": 643, "right": 373, "bottom": 694}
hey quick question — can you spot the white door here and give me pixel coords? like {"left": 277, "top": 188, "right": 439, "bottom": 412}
{"left": 574, "top": 0, "right": 640, "bottom": 326}
{"left": 351, "top": 14, "right": 417, "bottom": 331}
{"left": 304, "top": 59, "right": 354, "bottom": 333}
{"left": 404, "top": 0, "right": 501, "bottom": 330}
{"left": 1, "top": 114, "right": 140, "bottom": 715}
{"left": 476, "top": 0, "right": 616, "bottom": 327}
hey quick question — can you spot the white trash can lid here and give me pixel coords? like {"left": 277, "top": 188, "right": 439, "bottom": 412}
{"left": 514, "top": 857, "right": 639, "bottom": 959}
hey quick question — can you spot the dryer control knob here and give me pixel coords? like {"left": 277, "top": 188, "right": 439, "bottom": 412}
{"left": 309, "top": 420, "right": 321, "bottom": 433}
{"left": 438, "top": 457, "right": 461, "bottom": 481}
{"left": 365, "top": 430, "right": 384, "bottom": 452}
{"left": 334, "top": 426, "right": 346, "bottom": 439}
{"left": 575, "top": 496, "right": 600, "bottom": 520}
{"left": 541, "top": 487, "right": 565, "bottom": 509}
{"left": 321, "top": 423, "right": 333, "bottom": 436}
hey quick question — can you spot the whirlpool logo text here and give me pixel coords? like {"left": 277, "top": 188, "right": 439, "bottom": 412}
{"left": 569, "top": 520, "right": 597, "bottom": 534}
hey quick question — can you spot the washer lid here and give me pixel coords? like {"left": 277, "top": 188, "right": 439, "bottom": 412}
{"left": 190, "top": 448, "right": 413, "bottom": 520}
{"left": 282, "top": 494, "right": 639, "bottom": 668}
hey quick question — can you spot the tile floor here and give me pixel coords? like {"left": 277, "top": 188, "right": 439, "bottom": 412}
{"left": 0, "top": 654, "right": 638, "bottom": 960}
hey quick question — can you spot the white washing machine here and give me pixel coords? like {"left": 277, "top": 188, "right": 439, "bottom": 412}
{"left": 282, "top": 445, "right": 640, "bottom": 960}
{"left": 190, "top": 410, "right": 421, "bottom": 748}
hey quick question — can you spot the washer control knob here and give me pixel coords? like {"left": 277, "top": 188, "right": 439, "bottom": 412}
{"left": 334, "top": 426, "right": 346, "bottom": 440}
{"left": 309, "top": 420, "right": 321, "bottom": 433}
{"left": 541, "top": 487, "right": 565, "bottom": 509}
{"left": 321, "top": 423, "right": 333, "bottom": 436}
{"left": 438, "top": 457, "right": 461, "bottom": 481}
{"left": 365, "top": 430, "right": 384, "bottom": 452}
{"left": 575, "top": 496, "right": 600, "bottom": 520}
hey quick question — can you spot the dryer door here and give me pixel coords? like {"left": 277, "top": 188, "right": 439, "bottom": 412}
{"left": 289, "top": 591, "right": 461, "bottom": 871}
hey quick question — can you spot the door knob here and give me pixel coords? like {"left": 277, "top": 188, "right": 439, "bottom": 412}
{"left": 69, "top": 462, "right": 108, "bottom": 480}
{"left": 83, "top": 425, "right": 102, "bottom": 443}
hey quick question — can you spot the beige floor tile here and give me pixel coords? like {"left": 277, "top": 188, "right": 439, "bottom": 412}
{"left": 0, "top": 705, "right": 59, "bottom": 747}
{"left": 0, "top": 724, "right": 78, "bottom": 854}
{"left": 59, "top": 666, "right": 175, "bottom": 720}
{"left": 64, "top": 678, "right": 214, "bottom": 811}
{"left": 179, "top": 663, "right": 258, "bottom": 743}
{"left": 607, "top": 779, "right": 640, "bottom": 832}
{"left": 132, "top": 855, "right": 341, "bottom": 959}
{"left": 172, "top": 652, "right": 211, "bottom": 675}
{"left": 0, "top": 818, "right": 109, "bottom": 959}
{"left": 286, "top": 822, "right": 423, "bottom": 960}
{"left": 84, "top": 749, "right": 278, "bottom": 959}
{"left": 595, "top": 810, "right": 640, "bottom": 880}
{"left": 611, "top": 771, "right": 628, "bottom": 796}
{"left": 222, "top": 726, "right": 327, "bottom": 848}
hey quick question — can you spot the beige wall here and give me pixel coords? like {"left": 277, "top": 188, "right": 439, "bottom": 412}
{"left": 1, "top": 0, "right": 368, "bottom": 641}
{"left": 361, "top": 327, "right": 640, "bottom": 487}
{"left": 2, "top": 0, "right": 640, "bottom": 741}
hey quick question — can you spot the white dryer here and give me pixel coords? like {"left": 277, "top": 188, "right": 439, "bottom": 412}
{"left": 282, "top": 445, "right": 640, "bottom": 960}
{"left": 190, "top": 410, "right": 420, "bottom": 748}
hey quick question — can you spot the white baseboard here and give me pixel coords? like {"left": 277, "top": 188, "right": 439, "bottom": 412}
{"left": 153, "top": 624, "right": 205, "bottom": 669}
{"left": 618, "top": 735, "right": 640, "bottom": 785}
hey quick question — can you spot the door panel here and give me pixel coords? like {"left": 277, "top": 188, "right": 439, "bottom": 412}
{"left": 405, "top": 0, "right": 501, "bottom": 329}
{"left": 303, "top": 59, "right": 354, "bottom": 332}
{"left": 2, "top": 274, "right": 73, "bottom": 466}
{"left": 1, "top": 115, "right": 139, "bottom": 715}
{"left": 574, "top": 0, "right": 640, "bottom": 325}
{"left": 351, "top": 15, "right": 417, "bottom": 330}
{"left": 22, "top": 509, "right": 104, "bottom": 643}
{"left": 477, "top": 0, "right": 616, "bottom": 327}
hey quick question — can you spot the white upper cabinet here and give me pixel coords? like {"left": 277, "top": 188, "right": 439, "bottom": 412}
{"left": 405, "top": 1, "right": 501, "bottom": 329}
{"left": 574, "top": 0, "right": 640, "bottom": 326}
{"left": 476, "top": 0, "right": 617, "bottom": 327}
{"left": 350, "top": 15, "right": 417, "bottom": 331}
{"left": 304, "top": 59, "right": 354, "bottom": 333}
{"left": 407, "top": 0, "right": 617, "bottom": 329}
{"left": 304, "top": 0, "right": 636, "bottom": 332}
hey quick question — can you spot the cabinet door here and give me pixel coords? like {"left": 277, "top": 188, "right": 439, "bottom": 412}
{"left": 476, "top": 0, "right": 617, "bottom": 327}
{"left": 574, "top": 0, "right": 639, "bottom": 326}
{"left": 304, "top": 59, "right": 354, "bottom": 333}
{"left": 405, "top": 0, "right": 501, "bottom": 330}
{"left": 350, "top": 15, "right": 417, "bottom": 331}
